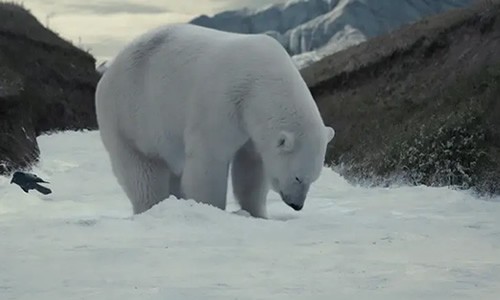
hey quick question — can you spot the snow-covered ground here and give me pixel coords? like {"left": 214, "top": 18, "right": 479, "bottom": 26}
{"left": 1, "top": 131, "right": 499, "bottom": 300}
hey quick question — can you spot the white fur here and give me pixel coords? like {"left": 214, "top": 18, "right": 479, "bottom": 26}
{"left": 95, "top": 24, "right": 334, "bottom": 217}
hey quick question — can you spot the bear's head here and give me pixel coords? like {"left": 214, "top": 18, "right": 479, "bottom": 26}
{"left": 265, "top": 125, "right": 335, "bottom": 211}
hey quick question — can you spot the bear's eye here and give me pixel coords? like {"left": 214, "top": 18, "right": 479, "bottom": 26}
{"left": 278, "top": 137, "right": 286, "bottom": 147}
{"left": 295, "top": 177, "right": 302, "bottom": 184}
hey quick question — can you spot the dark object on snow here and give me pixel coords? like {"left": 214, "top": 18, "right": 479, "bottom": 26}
{"left": 10, "top": 171, "right": 52, "bottom": 195}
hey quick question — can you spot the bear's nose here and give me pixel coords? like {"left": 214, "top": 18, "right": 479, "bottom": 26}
{"left": 289, "top": 203, "right": 303, "bottom": 211}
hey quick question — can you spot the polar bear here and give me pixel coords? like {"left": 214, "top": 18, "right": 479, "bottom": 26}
{"left": 95, "top": 24, "right": 335, "bottom": 218}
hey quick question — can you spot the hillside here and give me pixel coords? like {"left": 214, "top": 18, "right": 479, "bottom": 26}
{"left": 0, "top": 3, "right": 99, "bottom": 174}
{"left": 190, "top": 0, "right": 474, "bottom": 68}
{"left": 302, "top": 0, "right": 500, "bottom": 194}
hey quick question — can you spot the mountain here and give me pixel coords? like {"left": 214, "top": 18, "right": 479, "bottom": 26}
{"left": 190, "top": 0, "right": 474, "bottom": 68}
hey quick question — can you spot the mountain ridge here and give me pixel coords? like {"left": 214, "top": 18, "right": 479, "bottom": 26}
{"left": 190, "top": 0, "right": 474, "bottom": 68}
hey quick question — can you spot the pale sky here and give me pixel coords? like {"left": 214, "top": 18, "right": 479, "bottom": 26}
{"left": 27, "top": 0, "right": 288, "bottom": 63}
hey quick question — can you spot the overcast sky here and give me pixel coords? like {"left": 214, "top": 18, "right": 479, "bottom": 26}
{"left": 28, "top": 0, "right": 288, "bottom": 62}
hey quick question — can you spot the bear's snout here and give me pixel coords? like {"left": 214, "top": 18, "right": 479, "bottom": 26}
{"left": 288, "top": 203, "right": 303, "bottom": 211}
{"left": 280, "top": 188, "right": 307, "bottom": 212}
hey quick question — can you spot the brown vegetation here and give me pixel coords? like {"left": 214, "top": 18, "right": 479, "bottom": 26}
{"left": 0, "top": 3, "right": 99, "bottom": 174}
{"left": 302, "top": 0, "right": 500, "bottom": 194}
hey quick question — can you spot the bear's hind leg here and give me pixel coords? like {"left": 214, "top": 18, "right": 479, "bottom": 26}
{"left": 231, "top": 141, "right": 268, "bottom": 219}
{"left": 107, "top": 136, "right": 171, "bottom": 214}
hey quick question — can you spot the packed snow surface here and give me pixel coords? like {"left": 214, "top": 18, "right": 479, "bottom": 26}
{"left": 1, "top": 131, "right": 499, "bottom": 299}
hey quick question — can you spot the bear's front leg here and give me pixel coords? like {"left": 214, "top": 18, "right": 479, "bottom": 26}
{"left": 181, "top": 150, "right": 230, "bottom": 210}
{"left": 231, "top": 141, "right": 268, "bottom": 218}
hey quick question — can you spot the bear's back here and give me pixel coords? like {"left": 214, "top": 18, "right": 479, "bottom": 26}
{"left": 99, "top": 23, "right": 294, "bottom": 125}
{"left": 96, "top": 24, "right": 306, "bottom": 164}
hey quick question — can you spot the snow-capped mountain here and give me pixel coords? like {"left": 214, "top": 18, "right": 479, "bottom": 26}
{"left": 190, "top": 0, "right": 474, "bottom": 68}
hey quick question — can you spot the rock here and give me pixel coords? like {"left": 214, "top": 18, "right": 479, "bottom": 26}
{"left": 302, "top": 0, "right": 500, "bottom": 195}
{"left": 0, "top": 3, "right": 99, "bottom": 174}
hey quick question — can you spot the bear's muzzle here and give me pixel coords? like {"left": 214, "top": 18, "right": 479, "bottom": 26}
{"left": 280, "top": 183, "right": 309, "bottom": 211}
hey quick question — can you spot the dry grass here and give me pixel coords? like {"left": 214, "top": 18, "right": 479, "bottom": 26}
{"left": 306, "top": 0, "right": 500, "bottom": 194}
{"left": 0, "top": 2, "right": 99, "bottom": 174}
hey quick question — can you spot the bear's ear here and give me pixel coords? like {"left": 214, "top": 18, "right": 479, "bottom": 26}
{"left": 277, "top": 131, "right": 295, "bottom": 152}
{"left": 325, "top": 126, "right": 335, "bottom": 142}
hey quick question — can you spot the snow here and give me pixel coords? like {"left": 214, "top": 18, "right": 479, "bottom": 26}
{"left": 1, "top": 130, "right": 499, "bottom": 299}
{"left": 291, "top": 24, "right": 366, "bottom": 69}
